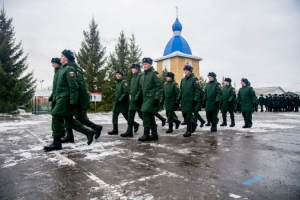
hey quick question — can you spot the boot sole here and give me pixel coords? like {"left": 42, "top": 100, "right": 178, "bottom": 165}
{"left": 43, "top": 147, "right": 62, "bottom": 151}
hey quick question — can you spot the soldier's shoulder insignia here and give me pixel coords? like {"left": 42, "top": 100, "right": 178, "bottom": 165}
{"left": 124, "top": 82, "right": 128, "bottom": 87}
{"left": 219, "top": 85, "right": 222, "bottom": 88}
{"left": 195, "top": 80, "right": 199, "bottom": 84}
{"left": 157, "top": 74, "right": 161, "bottom": 78}
{"left": 69, "top": 72, "right": 75, "bottom": 77}
{"left": 177, "top": 84, "right": 179, "bottom": 88}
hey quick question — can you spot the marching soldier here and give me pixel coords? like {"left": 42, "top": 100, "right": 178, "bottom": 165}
{"left": 121, "top": 64, "right": 142, "bottom": 137}
{"left": 273, "top": 94, "right": 279, "bottom": 112}
{"left": 179, "top": 63, "right": 200, "bottom": 137}
{"left": 202, "top": 72, "right": 222, "bottom": 132}
{"left": 108, "top": 70, "right": 130, "bottom": 135}
{"left": 293, "top": 94, "right": 299, "bottom": 112}
{"left": 49, "top": 58, "right": 66, "bottom": 138}
{"left": 220, "top": 78, "right": 236, "bottom": 127}
{"left": 44, "top": 50, "right": 95, "bottom": 151}
{"left": 135, "top": 57, "right": 163, "bottom": 142}
{"left": 61, "top": 51, "right": 103, "bottom": 143}
{"left": 193, "top": 81, "right": 206, "bottom": 128}
{"left": 161, "top": 72, "right": 181, "bottom": 133}
{"left": 258, "top": 94, "right": 265, "bottom": 112}
{"left": 237, "top": 78, "right": 256, "bottom": 128}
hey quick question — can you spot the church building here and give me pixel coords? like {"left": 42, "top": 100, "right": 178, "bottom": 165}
{"left": 154, "top": 15, "right": 203, "bottom": 84}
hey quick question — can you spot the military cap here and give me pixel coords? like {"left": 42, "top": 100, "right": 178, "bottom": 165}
{"left": 241, "top": 78, "right": 249, "bottom": 84}
{"left": 51, "top": 57, "right": 61, "bottom": 65}
{"left": 224, "top": 77, "right": 231, "bottom": 83}
{"left": 142, "top": 57, "right": 153, "bottom": 64}
{"left": 166, "top": 72, "right": 175, "bottom": 79}
{"left": 130, "top": 64, "right": 140, "bottom": 69}
{"left": 62, "top": 49, "right": 75, "bottom": 61}
{"left": 183, "top": 64, "right": 193, "bottom": 72}
{"left": 115, "top": 69, "right": 124, "bottom": 76}
{"left": 208, "top": 72, "right": 217, "bottom": 78}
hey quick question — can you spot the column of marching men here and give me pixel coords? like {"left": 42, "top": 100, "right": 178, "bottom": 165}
{"left": 258, "top": 94, "right": 299, "bottom": 113}
{"left": 44, "top": 50, "right": 259, "bottom": 152}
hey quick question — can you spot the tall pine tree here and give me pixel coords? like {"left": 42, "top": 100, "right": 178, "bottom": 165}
{"left": 0, "top": 7, "right": 36, "bottom": 113}
{"left": 76, "top": 18, "right": 107, "bottom": 93}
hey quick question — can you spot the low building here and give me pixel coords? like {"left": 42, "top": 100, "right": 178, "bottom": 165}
{"left": 253, "top": 86, "right": 285, "bottom": 97}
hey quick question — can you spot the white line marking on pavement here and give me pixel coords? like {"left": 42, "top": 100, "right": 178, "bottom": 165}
{"left": 25, "top": 129, "right": 128, "bottom": 199}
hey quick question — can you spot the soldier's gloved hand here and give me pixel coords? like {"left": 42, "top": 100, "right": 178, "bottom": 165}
{"left": 227, "top": 101, "right": 231, "bottom": 104}
{"left": 214, "top": 101, "right": 219, "bottom": 106}
{"left": 153, "top": 99, "right": 159, "bottom": 106}
{"left": 49, "top": 97, "right": 53, "bottom": 102}
{"left": 116, "top": 101, "right": 121, "bottom": 106}
{"left": 193, "top": 100, "right": 198, "bottom": 106}
{"left": 134, "top": 100, "right": 139, "bottom": 106}
{"left": 71, "top": 104, "right": 77, "bottom": 110}
{"left": 175, "top": 102, "right": 180, "bottom": 108}
{"left": 51, "top": 101, "right": 56, "bottom": 107}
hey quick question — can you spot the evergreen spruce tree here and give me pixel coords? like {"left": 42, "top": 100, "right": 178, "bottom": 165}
{"left": 0, "top": 7, "right": 36, "bottom": 113}
{"left": 199, "top": 75, "right": 207, "bottom": 89}
{"left": 126, "top": 33, "right": 142, "bottom": 82}
{"left": 76, "top": 18, "right": 107, "bottom": 93}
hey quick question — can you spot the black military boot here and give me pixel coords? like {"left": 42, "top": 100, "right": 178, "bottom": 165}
{"left": 205, "top": 119, "right": 211, "bottom": 126}
{"left": 149, "top": 127, "right": 158, "bottom": 141}
{"left": 138, "top": 128, "right": 150, "bottom": 142}
{"left": 161, "top": 117, "right": 166, "bottom": 126}
{"left": 242, "top": 120, "right": 249, "bottom": 128}
{"left": 211, "top": 123, "right": 217, "bottom": 132}
{"left": 220, "top": 118, "right": 227, "bottom": 126}
{"left": 108, "top": 124, "right": 118, "bottom": 135}
{"left": 133, "top": 121, "right": 139, "bottom": 133}
{"left": 248, "top": 120, "right": 253, "bottom": 128}
{"left": 61, "top": 129, "right": 74, "bottom": 143}
{"left": 199, "top": 119, "right": 206, "bottom": 127}
{"left": 229, "top": 118, "right": 235, "bottom": 127}
{"left": 174, "top": 119, "right": 181, "bottom": 129}
{"left": 80, "top": 128, "right": 95, "bottom": 145}
{"left": 44, "top": 136, "right": 62, "bottom": 151}
{"left": 166, "top": 123, "right": 173, "bottom": 133}
{"left": 120, "top": 125, "right": 133, "bottom": 137}
{"left": 91, "top": 123, "right": 103, "bottom": 139}
{"left": 191, "top": 121, "right": 197, "bottom": 133}
{"left": 183, "top": 125, "right": 192, "bottom": 137}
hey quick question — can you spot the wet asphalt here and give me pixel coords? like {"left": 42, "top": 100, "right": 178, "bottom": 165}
{"left": 0, "top": 111, "right": 299, "bottom": 200}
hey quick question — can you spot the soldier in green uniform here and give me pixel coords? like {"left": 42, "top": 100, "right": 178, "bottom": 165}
{"left": 161, "top": 72, "right": 181, "bottom": 133}
{"left": 202, "top": 72, "right": 222, "bottom": 132}
{"left": 179, "top": 64, "right": 200, "bottom": 137}
{"left": 220, "top": 78, "right": 236, "bottom": 127}
{"left": 61, "top": 53, "right": 103, "bottom": 143}
{"left": 44, "top": 50, "right": 95, "bottom": 151}
{"left": 121, "top": 64, "right": 142, "bottom": 137}
{"left": 237, "top": 78, "right": 257, "bottom": 128}
{"left": 49, "top": 58, "right": 66, "bottom": 138}
{"left": 135, "top": 57, "right": 163, "bottom": 142}
{"left": 108, "top": 70, "right": 130, "bottom": 135}
{"left": 193, "top": 80, "right": 206, "bottom": 128}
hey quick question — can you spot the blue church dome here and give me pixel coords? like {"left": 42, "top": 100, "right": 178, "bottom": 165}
{"left": 163, "top": 18, "right": 192, "bottom": 56}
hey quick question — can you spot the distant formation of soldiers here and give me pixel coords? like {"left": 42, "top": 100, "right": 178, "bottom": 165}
{"left": 44, "top": 50, "right": 298, "bottom": 152}
{"left": 258, "top": 94, "right": 299, "bottom": 112}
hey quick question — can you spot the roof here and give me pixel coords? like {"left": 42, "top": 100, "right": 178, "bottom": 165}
{"left": 253, "top": 86, "right": 285, "bottom": 96}
{"left": 154, "top": 51, "right": 203, "bottom": 62}
{"left": 34, "top": 90, "right": 52, "bottom": 97}
{"left": 163, "top": 18, "right": 192, "bottom": 56}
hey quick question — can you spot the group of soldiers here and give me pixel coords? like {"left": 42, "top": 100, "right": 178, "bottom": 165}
{"left": 258, "top": 94, "right": 299, "bottom": 112}
{"left": 44, "top": 50, "right": 258, "bottom": 151}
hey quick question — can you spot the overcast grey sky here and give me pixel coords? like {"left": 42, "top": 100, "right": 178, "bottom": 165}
{"left": 2, "top": 0, "right": 300, "bottom": 91}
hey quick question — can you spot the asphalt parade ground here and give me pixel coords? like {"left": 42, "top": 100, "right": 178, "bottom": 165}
{"left": 0, "top": 111, "right": 299, "bottom": 200}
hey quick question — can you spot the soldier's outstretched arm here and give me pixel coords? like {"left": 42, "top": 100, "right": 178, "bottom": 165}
{"left": 66, "top": 67, "right": 79, "bottom": 105}
{"left": 118, "top": 81, "right": 129, "bottom": 102}
{"left": 154, "top": 72, "right": 163, "bottom": 100}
